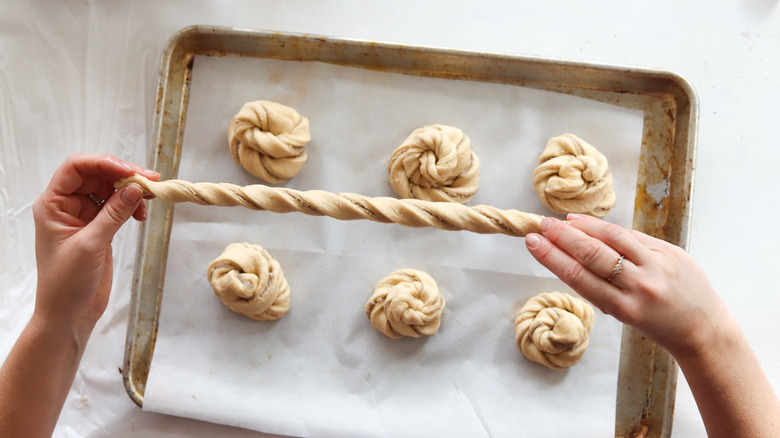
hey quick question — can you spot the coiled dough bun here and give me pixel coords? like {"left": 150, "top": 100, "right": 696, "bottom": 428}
{"left": 532, "top": 134, "right": 615, "bottom": 217}
{"left": 366, "top": 269, "right": 445, "bottom": 339}
{"left": 514, "top": 291, "right": 594, "bottom": 370}
{"left": 207, "top": 243, "right": 291, "bottom": 321}
{"left": 387, "top": 124, "right": 479, "bottom": 203}
{"left": 227, "top": 100, "right": 311, "bottom": 184}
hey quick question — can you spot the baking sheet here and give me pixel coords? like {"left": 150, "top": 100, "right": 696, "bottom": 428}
{"left": 142, "top": 54, "right": 643, "bottom": 437}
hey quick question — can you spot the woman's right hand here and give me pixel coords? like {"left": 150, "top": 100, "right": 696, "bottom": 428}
{"left": 32, "top": 153, "right": 159, "bottom": 335}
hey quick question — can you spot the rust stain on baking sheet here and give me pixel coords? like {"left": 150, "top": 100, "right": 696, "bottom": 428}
{"left": 616, "top": 406, "right": 650, "bottom": 437}
{"left": 155, "top": 82, "right": 164, "bottom": 115}
{"left": 635, "top": 183, "right": 670, "bottom": 238}
{"left": 619, "top": 420, "right": 649, "bottom": 438}
{"left": 632, "top": 95, "right": 678, "bottom": 242}
{"left": 131, "top": 350, "right": 148, "bottom": 397}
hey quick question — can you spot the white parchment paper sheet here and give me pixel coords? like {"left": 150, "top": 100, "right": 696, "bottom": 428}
{"left": 143, "top": 54, "right": 643, "bottom": 437}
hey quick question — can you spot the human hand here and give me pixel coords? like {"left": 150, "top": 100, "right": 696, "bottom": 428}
{"left": 32, "top": 153, "right": 160, "bottom": 335}
{"left": 524, "top": 214, "right": 732, "bottom": 359}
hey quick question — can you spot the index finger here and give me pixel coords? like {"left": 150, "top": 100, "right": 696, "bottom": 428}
{"left": 566, "top": 214, "right": 652, "bottom": 266}
{"left": 48, "top": 153, "right": 160, "bottom": 196}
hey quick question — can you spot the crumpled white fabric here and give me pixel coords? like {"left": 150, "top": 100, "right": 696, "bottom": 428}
{"left": 0, "top": 1, "right": 237, "bottom": 437}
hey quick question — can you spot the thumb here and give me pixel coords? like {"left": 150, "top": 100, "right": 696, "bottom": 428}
{"left": 88, "top": 183, "right": 144, "bottom": 244}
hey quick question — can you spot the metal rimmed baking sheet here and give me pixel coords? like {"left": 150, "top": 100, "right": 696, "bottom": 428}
{"left": 123, "top": 25, "right": 697, "bottom": 438}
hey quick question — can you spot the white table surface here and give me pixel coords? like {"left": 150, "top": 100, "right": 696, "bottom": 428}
{"left": 1, "top": 1, "right": 778, "bottom": 437}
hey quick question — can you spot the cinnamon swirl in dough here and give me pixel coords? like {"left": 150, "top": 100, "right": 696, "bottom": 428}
{"left": 514, "top": 291, "right": 594, "bottom": 370}
{"left": 532, "top": 134, "right": 615, "bottom": 217}
{"left": 388, "top": 125, "right": 479, "bottom": 203}
{"left": 366, "top": 269, "right": 445, "bottom": 339}
{"left": 116, "top": 175, "right": 545, "bottom": 237}
{"left": 227, "top": 100, "right": 311, "bottom": 184}
{"left": 207, "top": 243, "right": 290, "bottom": 321}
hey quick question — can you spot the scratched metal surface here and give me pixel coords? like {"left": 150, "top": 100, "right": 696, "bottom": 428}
{"left": 122, "top": 25, "right": 698, "bottom": 438}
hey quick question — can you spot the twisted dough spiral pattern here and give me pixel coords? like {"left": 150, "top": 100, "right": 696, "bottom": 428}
{"left": 207, "top": 243, "right": 290, "bottom": 321}
{"left": 388, "top": 125, "right": 479, "bottom": 203}
{"left": 116, "top": 175, "right": 544, "bottom": 237}
{"left": 514, "top": 291, "right": 594, "bottom": 370}
{"left": 366, "top": 269, "right": 445, "bottom": 339}
{"left": 532, "top": 134, "right": 615, "bottom": 217}
{"left": 227, "top": 100, "right": 311, "bottom": 183}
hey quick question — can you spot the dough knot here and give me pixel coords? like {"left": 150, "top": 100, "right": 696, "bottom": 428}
{"left": 228, "top": 100, "right": 311, "bottom": 184}
{"left": 366, "top": 269, "right": 445, "bottom": 339}
{"left": 532, "top": 134, "right": 615, "bottom": 217}
{"left": 514, "top": 292, "right": 594, "bottom": 370}
{"left": 207, "top": 243, "right": 291, "bottom": 321}
{"left": 388, "top": 125, "right": 479, "bottom": 203}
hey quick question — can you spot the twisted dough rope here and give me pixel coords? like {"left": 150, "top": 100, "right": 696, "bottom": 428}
{"left": 116, "top": 175, "right": 544, "bottom": 237}
{"left": 514, "top": 291, "right": 594, "bottom": 370}
{"left": 207, "top": 243, "right": 291, "bottom": 321}
{"left": 227, "top": 100, "right": 311, "bottom": 184}
{"left": 387, "top": 124, "right": 479, "bottom": 203}
{"left": 532, "top": 134, "right": 615, "bottom": 218}
{"left": 366, "top": 269, "right": 445, "bottom": 339}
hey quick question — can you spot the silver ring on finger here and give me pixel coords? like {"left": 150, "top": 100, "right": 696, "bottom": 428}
{"left": 87, "top": 193, "right": 106, "bottom": 208}
{"left": 606, "top": 255, "right": 625, "bottom": 282}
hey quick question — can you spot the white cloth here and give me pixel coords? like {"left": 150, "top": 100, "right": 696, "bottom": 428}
{"left": 0, "top": 1, "right": 237, "bottom": 437}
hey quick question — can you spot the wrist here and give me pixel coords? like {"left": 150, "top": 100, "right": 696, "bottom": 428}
{"left": 671, "top": 309, "right": 744, "bottom": 367}
{"left": 28, "top": 309, "right": 95, "bottom": 354}
{"left": 32, "top": 279, "right": 103, "bottom": 339}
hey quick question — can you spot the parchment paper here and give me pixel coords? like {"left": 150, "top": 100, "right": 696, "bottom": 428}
{"left": 142, "top": 53, "right": 643, "bottom": 437}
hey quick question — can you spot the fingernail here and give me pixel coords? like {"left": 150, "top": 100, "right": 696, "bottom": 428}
{"left": 540, "top": 217, "right": 553, "bottom": 232}
{"left": 526, "top": 233, "right": 541, "bottom": 248}
{"left": 121, "top": 183, "right": 143, "bottom": 205}
{"left": 567, "top": 213, "right": 585, "bottom": 221}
